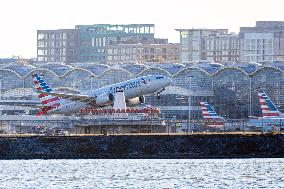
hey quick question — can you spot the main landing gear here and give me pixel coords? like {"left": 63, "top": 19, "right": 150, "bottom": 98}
{"left": 157, "top": 92, "right": 161, "bottom": 99}
{"left": 156, "top": 88, "right": 165, "bottom": 99}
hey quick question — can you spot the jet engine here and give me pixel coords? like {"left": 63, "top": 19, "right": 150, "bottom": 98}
{"left": 126, "top": 96, "right": 145, "bottom": 107}
{"left": 96, "top": 93, "right": 115, "bottom": 105}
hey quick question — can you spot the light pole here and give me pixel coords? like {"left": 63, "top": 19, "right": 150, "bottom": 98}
{"left": 89, "top": 75, "right": 95, "bottom": 91}
{"left": 249, "top": 76, "right": 252, "bottom": 117}
{"left": 0, "top": 79, "right": 2, "bottom": 100}
{"left": 280, "top": 118, "right": 282, "bottom": 134}
{"left": 187, "top": 75, "right": 193, "bottom": 134}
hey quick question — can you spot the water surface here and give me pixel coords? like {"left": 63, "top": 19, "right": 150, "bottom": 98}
{"left": 0, "top": 159, "right": 283, "bottom": 188}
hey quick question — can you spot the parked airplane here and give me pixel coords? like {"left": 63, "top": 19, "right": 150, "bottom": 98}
{"left": 248, "top": 92, "right": 284, "bottom": 131}
{"left": 32, "top": 74, "right": 172, "bottom": 116}
{"left": 200, "top": 101, "right": 224, "bottom": 128}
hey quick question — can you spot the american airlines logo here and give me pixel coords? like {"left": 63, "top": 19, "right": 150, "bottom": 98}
{"left": 141, "top": 78, "right": 147, "bottom": 84}
{"left": 109, "top": 80, "right": 141, "bottom": 93}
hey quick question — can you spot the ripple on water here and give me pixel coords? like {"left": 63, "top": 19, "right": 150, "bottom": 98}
{"left": 0, "top": 159, "right": 283, "bottom": 188}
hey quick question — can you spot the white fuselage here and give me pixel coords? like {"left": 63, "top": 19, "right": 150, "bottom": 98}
{"left": 51, "top": 75, "right": 171, "bottom": 114}
{"left": 248, "top": 116, "right": 284, "bottom": 130}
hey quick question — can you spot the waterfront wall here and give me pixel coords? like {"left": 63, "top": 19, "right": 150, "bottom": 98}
{"left": 0, "top": 134, "right": 284, "bottom": 159}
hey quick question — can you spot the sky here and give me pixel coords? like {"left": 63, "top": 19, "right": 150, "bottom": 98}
{"left": 1, "top": 0, "right": 284, "bottom": 58}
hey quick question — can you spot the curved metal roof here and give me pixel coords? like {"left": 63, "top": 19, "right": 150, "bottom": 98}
{"left": 39, "top": 62, "right": 74, "bottom": 76}
{"left": 71, "top": 63, "right": 109, "bottom": 75}
{"left": 2, "top": 63, "right": 36, "bottom": 76}
{"left": 145, "top": 62, "right": 185, "bottom": 75}
{"left": 226, "top": 62, "right": 261, "bottom": 74}
{"left": 272, "top": 62, "right": 284, "bottom": 72}
{"left": 0, "top": 62, "right": 282, "bottom": 79}
{"left": 190, "top": 63, "right": 224, "bottom": 74}
{"left": 113, "top": 63, "right": 147, "bottom": 75}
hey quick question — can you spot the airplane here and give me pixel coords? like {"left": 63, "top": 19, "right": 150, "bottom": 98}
{"left": 200, "top": 101, "right": 225, "bottom": 129}
{"left": 32, "top": 74, "right": 172, "bottom": 115}
{"left": 248, "top": 92, "right": 284, "bottom": 131}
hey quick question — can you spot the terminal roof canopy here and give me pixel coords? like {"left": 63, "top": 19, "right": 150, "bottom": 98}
{"left": 39, "top": 63, "right": 74, "bottom": 76}
{"left": 113, "top": 63, "right": 147, "bottom": 75}
{"left": 2, "top": 63, "right": 36, "bottom": 76}
{"left": 272, "top": 62, "right": 284, "bottom": 72}
{"left": 70, "top": 63, "right": 109, "bottom": 75}
{"left": 189, "top": 62, "right": 224, "bottom": 74}
{"left": 228, "top": 62, "right": 261, "bottom": 74}
{"left": 0, "top": 62, "right": 282, "bottom": 79}
{"left": 145, "top": 63, "right": 185, "bottom": 75}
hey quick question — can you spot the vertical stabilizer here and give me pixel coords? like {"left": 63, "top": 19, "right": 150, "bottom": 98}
{"left": 200, "top": 101, "right": 220, "bottom": 119}
{"left": 258, "top": 92, "right": 281, "bottom": 117}
{"left": 32, "top": 74, "right": 61, "bottom": 116}
{"left": 200, "top": 101, "right": 224, "bottom": 128}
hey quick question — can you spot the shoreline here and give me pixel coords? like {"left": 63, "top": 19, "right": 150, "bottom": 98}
{"left": 0, "top": 134, "right": 283, "bottom": 159}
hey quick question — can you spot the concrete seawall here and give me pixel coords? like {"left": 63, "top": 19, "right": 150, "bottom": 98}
{"left": 0, "top": 134, "right": 284, "bottom": 159}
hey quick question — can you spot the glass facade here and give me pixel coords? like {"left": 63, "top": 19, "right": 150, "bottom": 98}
{"left": 37, "top": 29, "right": 78, "bottom": 63}
{"left": 243, "top": 33, "right": 274, "bottom": 62}
{"left": 177, "top": 29, "right": 229, "bottom": 63}
{"left": 76, "top": 24, "right": 155, "bottom": 63}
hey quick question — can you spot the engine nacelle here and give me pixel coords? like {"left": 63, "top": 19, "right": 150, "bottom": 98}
{"left": 126, "top": 96, "right": 145, "bottom": 107}
{"left": 96, "top": 93, "right": 114, "bottom": 105}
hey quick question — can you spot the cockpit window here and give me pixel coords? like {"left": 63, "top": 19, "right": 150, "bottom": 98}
{"left": 156, "top": 76, "right": 164, "bottom": 79}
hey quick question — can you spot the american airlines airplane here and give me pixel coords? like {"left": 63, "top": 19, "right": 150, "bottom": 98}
{"left": 200, "top": 101, "right": 224, "bottom": 128}
{"left": 32, "top": 74, "right": 172, "bottom": 116}
{"left": 248, "top": 92, "right": 284, "bottom": 131}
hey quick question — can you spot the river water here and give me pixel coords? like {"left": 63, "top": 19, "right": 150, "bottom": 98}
{"left": 0, "top": 159, "right": 283, "bottom": 188}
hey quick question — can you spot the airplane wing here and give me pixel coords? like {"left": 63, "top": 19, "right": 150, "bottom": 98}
{"left": 44, "top": 92, "right": 97, "bottom": 105}
{"left": 14, "top": 104, "right": 49, "bottom": 109}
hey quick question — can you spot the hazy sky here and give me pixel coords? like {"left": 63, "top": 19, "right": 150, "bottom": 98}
{"left": 1, "top": 0, "right": 284, "bottom": 58}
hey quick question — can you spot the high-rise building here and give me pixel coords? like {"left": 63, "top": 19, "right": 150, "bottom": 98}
{"left": 37, "top": 29, "right": 78, "bottom": 63}
{"left": 106, "top": 43, "right": 179, "bottom": 63}
{"left": 204, "top": 33, "right": 239, "bottom": 62}
{"left": 75, "top": 24, "right": 155, "bottom": 63}
{"left": 175, "top": 29, "right": 228, "bottom": 63}
{"left": 239, "top": 21, "right": 284, "bottom": 62}
{"left": 37, "top": 24, "right": 156, "bottom": 63}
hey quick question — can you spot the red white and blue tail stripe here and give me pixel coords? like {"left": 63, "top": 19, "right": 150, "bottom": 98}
{"left": 258, "top": 92, "right": 281, "bottom": 118}
{"left": 200, "top": 101, "right": 220, "bottom": 119}
{"left": 200, "top": 101, "right": 224, "bottom": 128}
{"left": 32, "top": 74, "right": 61, "bottom": 116}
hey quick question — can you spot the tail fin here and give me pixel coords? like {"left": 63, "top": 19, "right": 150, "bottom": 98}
{"left": 258, "top": 92, "right": 281, "bottom": 117}
{"left": 200, "top": 101, "right": 220, "bottom": 119}
{"left": 32, "top": 74, "right": 61, "bottom": 116}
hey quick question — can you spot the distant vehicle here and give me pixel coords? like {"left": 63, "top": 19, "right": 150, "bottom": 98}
{"left": 32, "top": 74, "right": 171, "bottom": 115}
{"left": 200, "top": 101, "right": 225, "bottom": 129}
{"left": 248, "top": 92, "right": 284, "bottom": 131}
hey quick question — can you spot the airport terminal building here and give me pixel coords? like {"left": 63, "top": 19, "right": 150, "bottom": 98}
{"left": 0, "top": 61, "right": 283, "bottom": 120}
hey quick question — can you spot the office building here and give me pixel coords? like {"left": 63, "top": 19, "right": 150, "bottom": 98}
{"left": 76, "top": 24, "right": 155, "bottom": 63}
{"left": 37, "top": 29, "right": 78, "bottom": 63}
{"left": 175, "top": 29, "right": 228, "bottom": 63}
{"left": 107, "top": 43, "right": 179, "bottom": 63}
{"left": 204, "top": 33, "right": 239, "bottom": 62}
{"left": 240, "top": 21, "right": 284, "bottom": 62}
